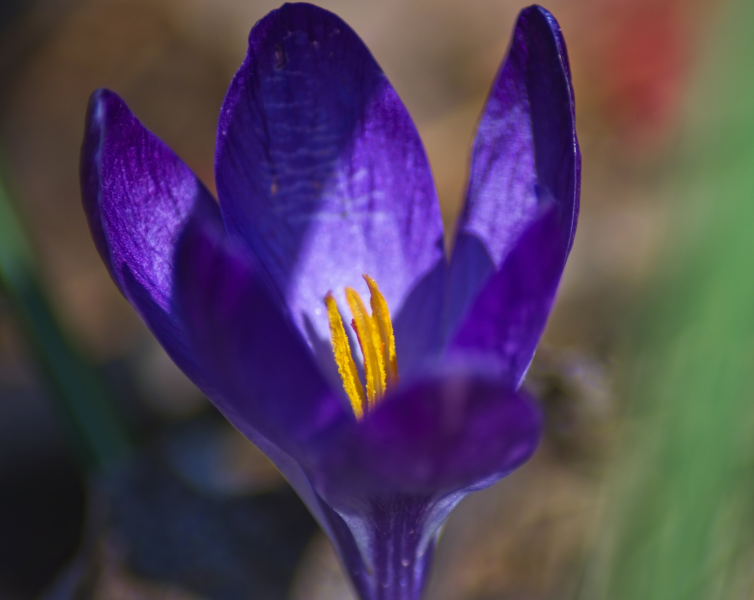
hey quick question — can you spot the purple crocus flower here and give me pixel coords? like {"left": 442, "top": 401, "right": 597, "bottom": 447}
{"left": 80, "top": 3, "right": 578, "bottom": 599}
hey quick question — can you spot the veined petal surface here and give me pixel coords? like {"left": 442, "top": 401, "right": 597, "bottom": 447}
{"left": 215, "top": 3, "right": 446, "bottom": 372}
{"left": 80, "top": 89, "right": 221, "bottom": 384}
{"left": 446, "top": 6, "right": 580, "bottom": 384}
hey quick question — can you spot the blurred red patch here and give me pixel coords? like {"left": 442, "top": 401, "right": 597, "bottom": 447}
{"left": 598, "top": 0, "right": 691, "bottom": 149}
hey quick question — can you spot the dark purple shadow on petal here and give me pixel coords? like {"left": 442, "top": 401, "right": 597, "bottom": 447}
{"left": 174, "top": 215, "right": 349, "bottom": 467}
{"left": 447, "top": 5, "right": 580, "bottom": 336}
{"left": 173, "top": 215, "right": 364, "bottom": 558}
{"left": 450, "top": 204, "right": 568, "bottom": 387}
{"left": 443, "top": 234, "right": 496, "bottom": 341}
{"left": 215, "top": 3, "right": 445, "bottom": 369}
{"left": 80, "top": 88, "right": 222, "bottom": 386}
{"left": 320, "top": 373, "right": 541, "bottom": 504}
{"left": 392, "top": 253, "right": 447, "bottom": 376}
{"left": 315, "top": 373, "right": 540, "bottom": 600}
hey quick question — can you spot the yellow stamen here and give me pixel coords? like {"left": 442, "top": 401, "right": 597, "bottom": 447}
{"left": 324, "top": 275, "right": 399, "bottom": 419}
{"left": 363, "top": 274, "right": 399, "bottom": 388}
{"left": 345, "top": 287, "right": 386, "bottom": 410}
{"left": 325, "top": 293, "right": 365, "bottom": 418}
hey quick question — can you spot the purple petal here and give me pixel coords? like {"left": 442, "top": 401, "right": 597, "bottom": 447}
{"left": 173, "top": 215, "right": 350, "bottom": 465}
{"left": 215, "top": 3, "right": 445, "bottom": 371}
{"left": 80, "top": 92, "right": 340, "bottom": 543}
{"left": 450, "top": 205, "right": 566, "bottom": 387}
{"left": 80, "top": 88, "right": 222, "bottom": 383}
{"left": 311, "top": 372, "right": 541, "bottom": 599}
{"left": 447, "top": 6, "right": 580, "bottom": 333}
{"left": 172, "top": 216, "right": 358, "bottom": 554}
{"left": 319, "top": 373, "right": 542, "bottom": 503}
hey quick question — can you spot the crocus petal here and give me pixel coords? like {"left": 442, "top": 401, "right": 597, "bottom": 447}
{"left": 80, "top": 92, "right": 339, "bottom": 545}
{"left": 319, "top": 373, "right": 541, "bottom": 504}
{"left": 173, "top": 214, "right": 349, "bottom": 465}
{"left": 314, "top": 373, "right": 541, "bottom": 600}
{"left": 173, "top": 215, "right": 359, "bottom": 555}
{"left": 447, "top": 5, "right": 579, "bottom": 333}
{"left": 80, "top": 88, "right": 222, "bottom": 384}
{"left": 215, "top": 3, "right": 445, "bottom": 371}
{"left": 450, "top": 205, "right": 567, "bottom": 387}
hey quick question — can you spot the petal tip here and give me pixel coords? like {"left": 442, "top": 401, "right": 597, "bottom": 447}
{"left": 84, "top": 88, "right": 130, "bottom": 133}
{"left": 515, "top": 4, "right": 573, "bottom": 93}
{"left": 520, "top": 4, "right": 556, "bottom": 19}
{"left": 80, "top": 88, "right": 123, "bottom": 276}
{"left": 518, "top": 4, "right": 560, "bottom": 30}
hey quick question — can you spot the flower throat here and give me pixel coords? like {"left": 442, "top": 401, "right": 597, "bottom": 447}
{"left": 325, "top": 275, "right": 399, "bottom": 419}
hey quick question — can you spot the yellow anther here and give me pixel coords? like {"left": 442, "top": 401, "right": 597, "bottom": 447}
{"left": 324, "top": 275, "right": 399, "bottom": 419}
{"left": 363, "top": 275, "right": 399, "bottom": 388}
{"left": 346, "top": 287, "right": 386, "bottom": 410}
{"left": 325, "top": 293, "right": 365, "bottom": 418}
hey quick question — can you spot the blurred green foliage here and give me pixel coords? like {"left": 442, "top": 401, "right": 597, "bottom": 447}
{"left": 0, "top": 164, "right": 130, "bottom": 471}
{"left": 587, "top": 0, "right": 754, "bottom": 598}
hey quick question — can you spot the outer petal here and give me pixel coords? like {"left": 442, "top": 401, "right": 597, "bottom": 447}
{"left": 172, "top": 215, "right": 368, "bottom": 579}
{"left": 80, "top": 88, "right": 222, "bottom": 383}
{"left": 215, "top": 3, "right": 445, "bottom": 372}
{"left": 173, "top": 215, "right": 349, "bottom": 467}
{"left": 446, "top": 6, "right": 580, "bottom": 338}
{"left": 450, "top": 206, "right": 567, "bottom": 387}
{"left": 319, "top": 373, "right": 541, "bottom": 505}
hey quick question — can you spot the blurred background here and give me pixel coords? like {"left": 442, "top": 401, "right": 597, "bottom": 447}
{"left": 1, "top": 0, "right": 752, "bottom": 598}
